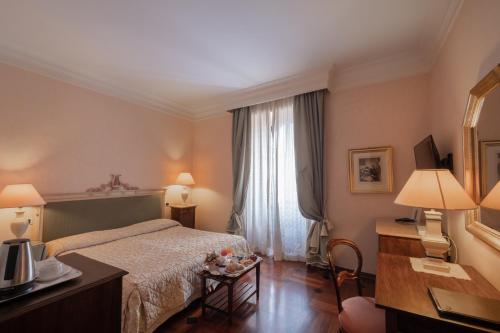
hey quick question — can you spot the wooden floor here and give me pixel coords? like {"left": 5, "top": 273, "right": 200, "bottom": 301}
{"left": 155, "top": 258, "right": 375, "bottom": 333}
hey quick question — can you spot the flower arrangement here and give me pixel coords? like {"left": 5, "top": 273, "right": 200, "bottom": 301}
{"left": 220, "top": 247, "right": 233, "bottom": 257}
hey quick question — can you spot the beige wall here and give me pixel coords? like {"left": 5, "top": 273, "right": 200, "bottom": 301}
{"left": 192, "top": 73, "right": 430, "bottom": 274}
{"left": 0, "top": 63, "right": 193, "bottom": 240}
{"left": 428, "top": 0, "right": 500, "bottom": 289}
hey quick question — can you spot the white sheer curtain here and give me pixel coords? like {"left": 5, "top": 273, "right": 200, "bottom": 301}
{"left": 244, "top": 97, "right": 310, "bottom": 261}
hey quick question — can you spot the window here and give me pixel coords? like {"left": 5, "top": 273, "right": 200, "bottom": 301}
{"left": 244, "top": 97, "right": 310, "bottom": 261}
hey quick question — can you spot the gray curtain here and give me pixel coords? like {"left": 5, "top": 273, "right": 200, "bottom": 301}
{"left": 226, "top": 107, "right": 251, "bottom": 235}
{"left": 293, "top": 89, "right": 330, "bottom": 267}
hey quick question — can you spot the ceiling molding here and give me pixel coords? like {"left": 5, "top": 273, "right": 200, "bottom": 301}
{"left": 423, "top": 0, "right": 464, "bottom": 66}
{"left": 330, "top": 0, "right": 462, "bottom": 94}
{"left": 0, "top": 1, "right": 463, "bottom": 121}
{"left": 0, "top": 46, "right": 194, "bottom": 120}
{"left": 330, "top": 52, "right": 431, "bottom": 92}
{"left": 191, "top": 66, "right": 331, "bottom": 120}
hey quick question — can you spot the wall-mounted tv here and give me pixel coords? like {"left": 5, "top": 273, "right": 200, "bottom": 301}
{"left": 414, "top": 135, "right": 453, "bottom": 172}
{"left": 414, "top": 135, "right": 441, "bottom": 169}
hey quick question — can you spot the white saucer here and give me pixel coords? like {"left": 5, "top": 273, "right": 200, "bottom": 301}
{"left": 36, "top": 265, "right": 72, "bottom": 282}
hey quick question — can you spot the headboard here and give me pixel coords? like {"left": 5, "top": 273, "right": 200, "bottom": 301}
{"left": 42, "top": 192, "right": 164, "bottom": 242}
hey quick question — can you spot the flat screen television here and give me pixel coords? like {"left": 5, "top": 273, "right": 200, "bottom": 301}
{"left": 414, "top": 135, "right": 441, "bottom": 169}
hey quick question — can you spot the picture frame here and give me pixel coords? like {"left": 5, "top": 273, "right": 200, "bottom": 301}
{"left": 480, "top": 140, "right": 500, "bottom": 198}
{"left": 349, "top": 146, "right": 393, "bottom": 193}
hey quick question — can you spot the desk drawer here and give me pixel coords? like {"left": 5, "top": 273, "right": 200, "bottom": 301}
{"left": 378, "top": 235, "right": 426, "bottom": 257}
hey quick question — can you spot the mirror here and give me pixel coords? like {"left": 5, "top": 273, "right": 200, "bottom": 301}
{"left": 477, "top": 88, "right": 500, "bottom": 231}
{"left": 463, "top": 64, "right": 500, "bottom": 251}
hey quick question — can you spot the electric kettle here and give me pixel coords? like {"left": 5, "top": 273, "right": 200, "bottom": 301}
{"left": 0, "top": 238, "right": 36, "bottom": 294}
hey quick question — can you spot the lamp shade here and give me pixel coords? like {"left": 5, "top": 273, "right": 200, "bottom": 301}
{"left": 481, "top": 181, "right": 500, "bottom": 210}
{"left": 175, "top": 172, "right": 195, "bottom": 186}
{"left": 394, "top": 169, "right": 476, "bottom": 210}
{"left": 0, "top": 184, "right": 46, "bottom": 208}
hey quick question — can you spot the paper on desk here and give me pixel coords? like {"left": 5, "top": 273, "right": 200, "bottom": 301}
{"left": 410, "top": 257, "right": 471, "bottom": 280}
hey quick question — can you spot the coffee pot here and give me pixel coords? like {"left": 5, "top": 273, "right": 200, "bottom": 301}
{"left": 0, "top": 238, "right": 36, "bottom": 294}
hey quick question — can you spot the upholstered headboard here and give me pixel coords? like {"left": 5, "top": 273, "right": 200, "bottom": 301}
{"left": 42, "top": 192, "right": 164, "bottom": 242}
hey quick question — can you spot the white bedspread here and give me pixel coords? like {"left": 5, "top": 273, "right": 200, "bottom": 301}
{"left": 46, "top": 219, "right": 250, "bottom": 333}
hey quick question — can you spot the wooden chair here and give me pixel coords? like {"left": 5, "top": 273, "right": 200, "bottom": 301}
{"left": 327, "top": 239, "right": 385, "bottom": 333}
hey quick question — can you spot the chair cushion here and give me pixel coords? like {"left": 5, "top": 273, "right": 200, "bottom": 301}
{"left": 339, "top": 296, "right": 385, "bottom": 333}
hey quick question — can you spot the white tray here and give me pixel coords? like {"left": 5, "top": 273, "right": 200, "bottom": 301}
{"left": 0, "top": 265, "right": 82, "bottom": 304}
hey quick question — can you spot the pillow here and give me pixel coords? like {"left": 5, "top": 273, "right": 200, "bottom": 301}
{"left": 46, "top": 218, "right": 180, "bottom": 257}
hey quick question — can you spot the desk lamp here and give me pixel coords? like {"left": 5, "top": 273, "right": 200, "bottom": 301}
{"left": 395, "top": 170, "right": 476, "bottom": 272}
{"left": 481, "top": 181, "right": 500, "bottom": 210}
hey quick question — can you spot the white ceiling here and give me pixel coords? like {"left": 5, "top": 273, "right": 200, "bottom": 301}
{"left": 0, "top": 0, "right": 462, "bottom": 119}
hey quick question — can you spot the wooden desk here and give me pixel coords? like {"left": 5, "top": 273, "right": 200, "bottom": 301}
{"left": 376, "top": 217, "right": 426, "bottom": 257}
{"left": 0, "top": 253, "right": 128, "bottom": 333}
{"left": 375, "top": 253, "right": 500, "bottom": 333}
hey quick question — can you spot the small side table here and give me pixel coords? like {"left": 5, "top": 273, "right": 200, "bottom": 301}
{"left": 170, "top": 204, "right": 196, "bottom": 228}
{"left": 199, "top": 259, "right": 261, "bottom": 322}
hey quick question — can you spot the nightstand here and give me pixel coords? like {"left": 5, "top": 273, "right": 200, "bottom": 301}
{"left": 170, "top": 204, "right": 196, "bottom": 228}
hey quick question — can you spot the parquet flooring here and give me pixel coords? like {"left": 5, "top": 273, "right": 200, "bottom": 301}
{"left": 156, "top": 257, "right": 375, "bottom": 333}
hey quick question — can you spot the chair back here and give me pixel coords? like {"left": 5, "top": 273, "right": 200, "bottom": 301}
{"left": 326, "top": 239, "right": 363, "bottom": 311}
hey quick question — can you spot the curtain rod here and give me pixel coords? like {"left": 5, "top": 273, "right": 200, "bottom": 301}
{"left": 226, "top": 88, "right": 329, "bottom": 113}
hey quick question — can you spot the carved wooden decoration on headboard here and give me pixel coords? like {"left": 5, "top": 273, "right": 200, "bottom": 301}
{"left": 86, "top": 174, "right": 139, "bottom": 193}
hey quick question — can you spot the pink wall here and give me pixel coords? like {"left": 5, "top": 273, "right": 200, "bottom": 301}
{"left": 192, "top": 1, "right": 500, "bottom": 284}
{"left": 326, "top": 74, "right": 430, "bottom": 273}
{"left": 0, "top": 63, "right": 193, "bottom": 193}
{"left": 192, "top": 115, "right": 233, "bottom": 232}
{"left": 0, "top": 63, "right": 193, "bottom": 239}
{"left": 192, "top": 73, "right": 430, "bottom": 273}
{"left": 2, "top": 0, "right": 498, "bottom": 286}
{"left": 428, "top": 0, "right": 500, "bottom": 289}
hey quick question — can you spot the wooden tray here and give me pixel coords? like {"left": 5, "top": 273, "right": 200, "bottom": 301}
{"left": 205, "top": 257, "right": 262, "bottom": 278}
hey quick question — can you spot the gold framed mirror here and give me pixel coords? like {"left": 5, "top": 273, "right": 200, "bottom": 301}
{"left": 463, "top": 64, "right": 500, "bottom": 251}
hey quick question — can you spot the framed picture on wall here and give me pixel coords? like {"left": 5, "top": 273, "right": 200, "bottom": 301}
{"left": 349, "top": 146, "right": 393, "bottom": 193}
{"left": 480, "top": 140, "right": 500, "bottom": 197}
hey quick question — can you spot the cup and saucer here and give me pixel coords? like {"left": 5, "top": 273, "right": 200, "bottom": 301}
{"left": 36, "top": 257, "right": 72, "bottom": 283}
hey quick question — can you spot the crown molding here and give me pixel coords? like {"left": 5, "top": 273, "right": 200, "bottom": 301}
{"left": 328, "top": 0, "right": 463, "bottom": 93}
{"left": 191, "top": 66, "right": 331, "bottom": 120}
{"left": 423, "top": 0, "right": 463, "bottom": 67}
{"left": 0, "top": 46, "right": 194, "bottom": 120}
{"left": 194, "top": 0, "right": 464, "bottom": 118}
{"left": 330, "top": 52, "right": 431, "bottom": 92}
{"left": 0, "top": 1, "right": 462, "bottom": 121}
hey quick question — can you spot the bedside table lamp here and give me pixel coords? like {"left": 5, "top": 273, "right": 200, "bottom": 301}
{"left": 481, "top": 181, "right": 500, "bottom": 210}
{"left": 395, "top": 170, "right": 476, "bottom": 271}
{"left": 175, "top": 172, "right": 195, "bottom": 205}
{"left": 0, "top": 184, "right": 46, "bottom": 238}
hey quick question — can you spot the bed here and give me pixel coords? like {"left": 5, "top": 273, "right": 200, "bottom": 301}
{"left": 41, "top": 193, "right": 250, "bottom": 333}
